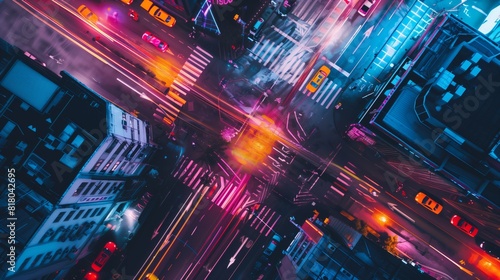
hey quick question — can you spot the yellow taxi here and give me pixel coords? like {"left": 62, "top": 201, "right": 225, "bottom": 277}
{"left": 150, "top": 7, "right": 176, "bottom": 27}
{"left": 306, "top": 65, "right": 330, "bottom": 93}
{"left": 77, "top": 5, "right": 99, "bottom": 24}
{"left": 141, "top": 0, "right": 176, "bottom": 27}
{"left": 415, "top": 192, "right": 443, "bottom": 214}
{"left": 144, "top": 273, "right": 159, "bottom": 280}
{"left": 121, "top": 0, "right": 134, "bottom": 5}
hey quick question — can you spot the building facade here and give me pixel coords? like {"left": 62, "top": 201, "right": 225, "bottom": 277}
{"left": 279, "top": 218, "right": 432, "bottom": 280}
{"left": 0, "top": 39, "right": 156, "bottom": 279}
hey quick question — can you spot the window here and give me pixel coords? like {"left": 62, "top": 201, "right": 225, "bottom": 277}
{"left": 118, "top": 162, "right": 128, "bottom": 173}
{"left": 105, "top": 138, "right": 119, "bottom": 153}
{"left": 64, "top": 211, "right": 75, "bottom": 221}
{"left": 91, "top": 159, "right": 104, "bottom": 172}
{"left": 82, "top": 182, "right": 95, "bottom": 195}
{"left": 74, "top": 210, "right": 84, "bottom": 220}
{"left": 99, "top": 183, "right": 110, "bottom": 194}
{"left": 96, "top": 207, "right": 105, "bottom": 216}
{"left": 82, "top": 209, "right": 92, "bottom": 219}
{"left": 53, "top": 212, "right": 65, "bottom": 223}
{"left": 106, "top": 183, "right": 116, "bottom": 194}
{"left": 18, "top": 257, "right": 31, "bottom": 271}
{"left": 128, "top": 144, "right": 142, "bottom": 159}
{"left": 91, "top": 183, "right": 102, "bottom": 195}
{"left": 101, "top": 158, "right": 115, "bottom": 172}
{"left": 90, "top": 208, "right": 100, "bottom": 217}
{"left": 112, "top": 183, "right": 121, "bottom": 193}
{"left": 110, "top": 161, "right": 121, "bottom": 172}
{"left": 73, "top": 182, "right": 88, "bottom": 196}
{"left": 30, "top": 254, "right": 43, "bottom": 269}
{"left": 113, "top": 141, "right": 128, "bottom": 157}
{"left": 0, "top": 121, "right": 15, "bottom": 139}
{"left": 122, "top": 143, "right": 135, "bottom": 159}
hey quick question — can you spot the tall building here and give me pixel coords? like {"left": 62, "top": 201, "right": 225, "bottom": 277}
{"left": 0, "top": 39, "right": 157, "bottom": 279}
{"left": 278, "top": 218, "right": 432, "bottom": 280}
{"left": 359, "top": 13, "right": 500, "bottom": 209}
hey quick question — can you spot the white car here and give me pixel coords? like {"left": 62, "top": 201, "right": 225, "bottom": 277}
{"left": 358, "top": 0, "right": 376, "bottom": 17}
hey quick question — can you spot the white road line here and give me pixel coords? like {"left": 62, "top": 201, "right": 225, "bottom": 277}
{"left": 326, "top": 87, "right": 342, "bottom": 109}
{"left": 211, "top": 177, "right": 226, "bottom": 202}
{"left": 188, "top": 167, "right": 204, "bottom": 188}
{"left": 313, "top": 80, "right": 332, "bottom": 101}
{"left": 171, "top": 82, "right": 189, "bottom": 95}
{"left": 195, "top": 46, "right": 213, "bottom": 58}
{"left": 321, "top": 84, "right": 338, "bottom": 106}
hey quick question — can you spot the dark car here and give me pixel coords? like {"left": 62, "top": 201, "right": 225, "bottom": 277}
{"left": 476, "top": 237, "right": 500, "bottom": 260}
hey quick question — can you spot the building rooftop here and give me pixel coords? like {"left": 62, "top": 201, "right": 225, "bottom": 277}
{"left": 366, "top": 13, "right": 500, "bottom": 207}
{"left": 0, "top": 40, "right": 107, "bottom": 204}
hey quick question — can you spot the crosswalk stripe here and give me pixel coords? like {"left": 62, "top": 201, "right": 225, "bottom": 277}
{"left": 188, "top": 167, "right": 204, "bottom": 188}
{"left": 220, "top": 184, "right": 239, "bottom": 209}
{"left": 172, "top": 156, "right": 187, "bottom": 177}
{"left": 179, "top": 70, "right": 197, "bottom": 82}
{"left": 215, "top": 182, "right": 232, "bottom": 207}
{"left": 188, "top": 56, "right": 208, "bottom": 68}
{"left": 184, "top": 62, "right": 203, "bottom": 76}
{"left": 313, "top": 80, "right": 332, "bottom": 101}
{"left": 265, "top": 215, "right": 281, "bottom": 236}
{"left": 231, "top": 195, "right": 250, "bottom": 215}
{"left": 212, "top": 177, "right": 226, "bottom": 202}
{"left": 290, "top": 62, "right": 305, "bottom": 84}
{"left": 269, "top": 48, "right": 285, "bottom": 69}
{"left": 172, "top": 80, "right": 190, "bottom": 93}
{"left": 178, "top": 160, "right": 194, "bottom": 179}
{"left": 255, "top": 207, "right": 271, "bottom": 231}
{"left": 321, "top": 84, "right": 338, "bottom": 106}
{"left": 326, "top": 87, "right": 342, "bottom": 109}
{"left": 192, "top": 52, "right": 211, "bottom": 64}
{"left": 183, "top": 163, "right": 199, "bottom": 184}
{"left": 195, "top": 46, "right": 213, "bottom": 59}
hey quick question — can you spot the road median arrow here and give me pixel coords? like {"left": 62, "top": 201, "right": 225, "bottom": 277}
{"left": 228, "top": 236, "right": 249, "bottom": 268}
{"left": 387, "top": 203, "right": 415, "bottom": 223}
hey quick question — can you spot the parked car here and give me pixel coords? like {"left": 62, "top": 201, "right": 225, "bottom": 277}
{"left": 91, "top": 242, "right": 117, "bottom": 272}
{"left": 306, "top": 65, "right": 331, "bottom": 93}
{"left": 415, "top": 192, "right": 443, "bottom": 214}
{"left": 142, "top": 31, "right": 168, "bottom": 52}
{"left": 263, "top": 234, "right": 281, "bottom": 256}
{"left": 358, "top": 0, "right": 376, "bottom": 17}
{"left": 450, "top": 215, "right": 478, "bottom": 237}
{"left": 475, "top": 237, "right": 500, "bottom": 260}
{"left": 77, "top": 5, "right": 99, "bottom": 24}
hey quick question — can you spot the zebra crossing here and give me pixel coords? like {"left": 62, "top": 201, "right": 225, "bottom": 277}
{"left": 291, "top": 0, "right": 321, "bottom": 25}
{"left": 172, "top": 156, "right": 247, "bottom": 214}
{"left": 298, "top": 72, "right": 342, "bottom": 109}
{"left": 249, "top": 205, "right": 282, "bottom": 237}
{"left": 170, "top": 46, "right": 213, "bottom": 96}
{"left": 249, "top": 37, "right": 308, "bottom": 84}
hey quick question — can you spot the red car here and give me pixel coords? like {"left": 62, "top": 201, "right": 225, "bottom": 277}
{"left": 142, "top": 31, "right": 168, "bottom": 52}
{"left": 91, "top": 242, "right": 117, "bottom": 272}
{"left": 83, "top": 272, "right": 98, "bottom": 280}
{"left": 451, "top": 215, "right": 478, "bottom": 237}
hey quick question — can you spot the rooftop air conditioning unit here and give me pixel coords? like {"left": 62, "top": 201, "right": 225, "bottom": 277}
{"left": 454, "top": 60, "right": 471, "bottom": 75}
